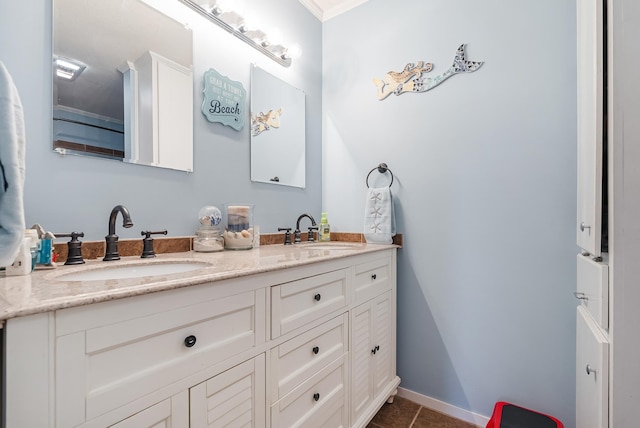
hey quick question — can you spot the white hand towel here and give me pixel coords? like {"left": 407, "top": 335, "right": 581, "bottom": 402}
{"left": 0, "top": 62, "right": 26, "bottom": 267}
{"left": 364, "top": 187, "right": 396, "bottom": 244}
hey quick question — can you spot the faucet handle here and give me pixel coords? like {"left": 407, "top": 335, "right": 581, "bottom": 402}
{"left": 278, "top": 228, "right": 292, "bottom": 245}
{"left": 307, "top": 226, "right": 319, "bottom": 242}
{"left": 141, "top": 230, "right": 168, "bottom": 258}
{"left": 55, "top": 232, "right": 85, "bottom": 265}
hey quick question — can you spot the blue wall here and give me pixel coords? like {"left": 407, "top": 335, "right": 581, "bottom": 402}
{"left": 323, "top": 0, "right": 577, "bottom": 426}
{"left": 0, "top": 0, "right": 322, "bottom": 240}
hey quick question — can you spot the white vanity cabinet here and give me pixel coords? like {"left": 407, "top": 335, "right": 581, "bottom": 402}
{"left": 3, "top": 247, "right": 399, "bottom": 428}
{"left": 576, "top": 0, "right": 609, "bottom": 426}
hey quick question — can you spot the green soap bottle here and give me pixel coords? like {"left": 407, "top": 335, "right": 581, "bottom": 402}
{"left": 318, "top": 212, "right": 331, "bottom": 242}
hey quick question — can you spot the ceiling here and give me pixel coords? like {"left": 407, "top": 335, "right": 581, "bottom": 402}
{"left": 298, "top": 0, "right": 369, "bottom": 22}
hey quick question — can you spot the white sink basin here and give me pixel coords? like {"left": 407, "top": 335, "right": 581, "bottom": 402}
{"left": 304, "top": 243, "right": 362, "bottom": 250}
{"left": 57, "top": 261, "right": 211, "bottom": 281}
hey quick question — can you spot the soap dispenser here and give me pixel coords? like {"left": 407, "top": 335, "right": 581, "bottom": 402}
{"left": 318, "top": 212, "right": 331, "bottom": 242}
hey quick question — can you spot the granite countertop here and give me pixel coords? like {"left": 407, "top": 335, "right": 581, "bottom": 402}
{"left": 0, "top": 242, "right": 397, "bottom": 323}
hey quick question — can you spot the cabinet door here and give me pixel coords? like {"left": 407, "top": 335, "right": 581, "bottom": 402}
{"left": 372, "top": 292, "right": 393, "bottom": 396}
{"left": 576, "top": 307, "right": 608, "bottom": 428}
{"left": 109, "top": 392, "right": 188, "bottom": 428}
{"left": 576, "top": 0, "right": 604, "bottom": 255}
{"left": 190, "top": 354, "right": 266, "bottom": 427}
{"left": 350, "top": 299, "right": 374, "bottom": 424}
{"left": 350, "top": 291, "right": 395, "bottom": 424}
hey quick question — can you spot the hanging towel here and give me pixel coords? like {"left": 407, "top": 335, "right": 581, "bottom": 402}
{"left": 0, "top": 61, "right": 26, "bottom": 267}
{"left": 364, "top": 186, "right": 396, "bottom": 244}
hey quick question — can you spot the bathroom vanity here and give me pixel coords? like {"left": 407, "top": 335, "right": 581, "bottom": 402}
{"left": 1, "top": 243, "right": 399, "bottom": 427}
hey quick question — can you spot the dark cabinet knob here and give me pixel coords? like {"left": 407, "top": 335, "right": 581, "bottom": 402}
{"left": 371, "top": 273, "right": 377, "bottom": 280}
{"left": 312, "top": 346, "right": 320, "bottom": 355}
{"left": 313, "top": 392, "right": 320, "bottom": 402}
{"left": 371, "top": 345, "right": 380, "bottom": 355}
{"left": 314, "top": 293, "right": 321, "bottom": 301}
{"left": 184, "top": 335, "right": 197, "bottom": 348}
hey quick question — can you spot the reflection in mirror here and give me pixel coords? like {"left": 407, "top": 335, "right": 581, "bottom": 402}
{"left": 53, "top": 0, "right": 194, "bottom": 171}
{"left": 250, "top": 65, "right": 306, "bottom": 188}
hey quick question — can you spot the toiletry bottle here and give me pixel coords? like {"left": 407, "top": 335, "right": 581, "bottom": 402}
{"left": 319, "top": 212, "right": 331, "bottom": 242}
{"left": 6, "top": 237, "right": 32, "bottom": 276}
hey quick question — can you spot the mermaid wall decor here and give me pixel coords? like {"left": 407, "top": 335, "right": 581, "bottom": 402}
{"left": 373, "top": 44, "right": 483, "bottom": 100}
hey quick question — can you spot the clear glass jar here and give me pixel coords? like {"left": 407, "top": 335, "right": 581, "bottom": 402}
{"left": 224, "top": 204, "right": 254, "bottom": 250}
{"left": 194, "top": 226, "right": 224, "bottom": 252}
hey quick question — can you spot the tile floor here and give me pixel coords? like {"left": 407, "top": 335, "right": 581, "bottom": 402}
{"left": 367, "top": 396, "right": 481, "bottom": 428}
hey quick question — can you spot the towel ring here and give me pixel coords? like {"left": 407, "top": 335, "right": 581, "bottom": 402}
{"left": 366, "top": 163, "right": 394, "bottom": 188}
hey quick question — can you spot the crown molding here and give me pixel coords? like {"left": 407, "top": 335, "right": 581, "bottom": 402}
{"left": 299, "top": 0, "right": 369, "bottom": 22}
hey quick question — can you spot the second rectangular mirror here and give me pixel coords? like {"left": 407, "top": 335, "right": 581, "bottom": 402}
{"left": 250, "top": 65, "right": 306, "bottom": 188}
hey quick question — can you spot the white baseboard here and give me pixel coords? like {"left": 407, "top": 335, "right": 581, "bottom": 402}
{"left": 396, "top": 387, "right": 490, "bottom": 427}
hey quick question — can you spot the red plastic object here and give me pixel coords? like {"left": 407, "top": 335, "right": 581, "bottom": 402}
{"left": 486, "top": 402, "right": 563, "bottom": 428}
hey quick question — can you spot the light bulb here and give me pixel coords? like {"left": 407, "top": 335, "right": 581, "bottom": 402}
{"left": 283, "top": 44, "right": 302, "bottom": 60}
{"left": 266, "top": 29, "right": 283, "bottom": 46}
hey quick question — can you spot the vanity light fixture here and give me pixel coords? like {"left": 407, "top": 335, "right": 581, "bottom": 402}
{"left": 54, "top": 57, "right": 86, "bottom": 81}
{"left": 178, "top": 0, "right": 299, "bottom": 67}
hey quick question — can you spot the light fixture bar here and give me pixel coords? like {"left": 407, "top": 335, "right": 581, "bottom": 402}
{"left": 178, "top": 0, "right": 292, "bottom": 67}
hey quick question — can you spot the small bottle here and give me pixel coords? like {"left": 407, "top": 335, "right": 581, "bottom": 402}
{"left": 318, "top": 212, "right": 331, "bottom": 242}
{"left": 6, "top": 237, "right": 32, "bottom": 276}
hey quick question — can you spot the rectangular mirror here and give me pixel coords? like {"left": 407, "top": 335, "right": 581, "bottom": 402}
{"left": 52, "top": 0, "right": 194, "bottom": 172}
{"left": 250, "top": 65, "right": 306, "bottom": 188}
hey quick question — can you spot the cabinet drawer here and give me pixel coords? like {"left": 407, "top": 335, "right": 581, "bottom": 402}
{"left": 56, "top": 289, "right": 265, "bottom": 426}
{"left": 576, "top": 254, "right": 608, "bottom": 329}
{"left": 271, "top": 314, "right": 348, "bottom": 402}
{"left": 271, "top": 269, "right": 348, "bottom": 338}
{"left": 271, "top": 354, "right": 347, "bottom": 428}
{"left": 354, "top": 257, "right": 391, "bottom": 303}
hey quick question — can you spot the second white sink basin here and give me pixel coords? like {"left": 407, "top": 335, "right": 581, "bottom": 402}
{"left": 304, "top": 243, "right": 363, "bottom": 250}
{"left": 57, "top": 261, "right": 211, "bottom": 281}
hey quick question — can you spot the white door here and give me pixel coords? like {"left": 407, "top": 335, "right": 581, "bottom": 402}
{"left": 576, "top": 307, "right": 608, "bottom": 428}
{"left": 350, "top": 300, "right": 374, "bottom": 424}
{"left": 576, "top": 0, "right": 604, "bottom": 256}
{"left": 372, "top": 291, "right": 393, "bottom": 397}
{"left": 190, "top": 355, "right": 266, "bottom": 427}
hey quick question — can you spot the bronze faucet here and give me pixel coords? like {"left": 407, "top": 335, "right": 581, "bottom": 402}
{"left": 104, "top": 205, "right": 133, "bottom": 261}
